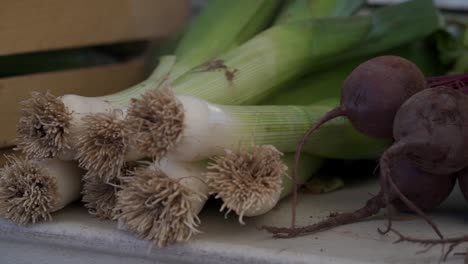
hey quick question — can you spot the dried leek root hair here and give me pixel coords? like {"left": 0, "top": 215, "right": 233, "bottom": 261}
{"left": 125, "top": 87, "right": 184, "bottom": 161}
{"left": 77, "top": 111, "right": 130, "bottom": 181}
{"left": 206, "top": 145, "right": 286, "bottom": 223}
{"left": 82, "top": 176, "right": 119, "bottom": 220}
{"left": 115, "top": 160, "right": 208, "bottom": 247}
{"left": 0, "top": 155, "right": 82, "bottom": 224}
{"left": 82, "top": 161, "right": 140, "bottom": 220}
{"left": 0, "top": 156, "right": 58, "bottom": 224}
{"left": 16, "top": 91, "right": 71, "bottom": 159}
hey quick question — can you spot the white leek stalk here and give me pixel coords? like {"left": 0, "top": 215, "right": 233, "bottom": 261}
{"left": 0, "top": 156, "right": 82, "bottom": 224}
{"left": 115, "top": 159, "right": 208, "bottom": 248}
{"left": 206, "top": 145, "right": 322, "bottom": 223}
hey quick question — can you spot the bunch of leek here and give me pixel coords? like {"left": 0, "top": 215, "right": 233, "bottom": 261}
{"left": 4, "top": 0, "right": 285, "bottom": 225}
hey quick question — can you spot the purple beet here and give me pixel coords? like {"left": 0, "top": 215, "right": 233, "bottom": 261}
{"left": 391, "top": 87, "right": 468, "bottom": 175}
{"left": 341, "top": 55, "right": 427, "bottom": 139}
{"left": 382, "top": 155, "right": 457, "bottom": 213}
{"left": 298, "top": 55, "right": 426, "bottom": 143}
{"left": 290, "top": 55, "right": 427, "bottom": 226}
{"left": 457, "top": 167, "right": 468, "bottom": 203}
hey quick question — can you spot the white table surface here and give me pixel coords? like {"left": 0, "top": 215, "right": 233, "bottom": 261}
{"left": 0, "top": 180, "right": 467, "bottom": 264}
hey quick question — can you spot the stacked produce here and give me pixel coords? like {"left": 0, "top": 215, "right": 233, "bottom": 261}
{"left": 2, "top": 0, "right": 468, "bottom": 259}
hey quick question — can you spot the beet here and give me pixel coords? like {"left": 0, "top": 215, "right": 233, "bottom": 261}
{"left": 382, "top": 155, "right": 456, "bottom": 213}
{"left": 392, "top": 87, "right": 468, "bottom": 175}
{"left": 296, "top": 56, "right": 426, "bottom": 144}
{"left": 457, "top": 168, "right": 468, "bottom": 203}
{"left": 290, "top": 55, "right": 427, "bottom": 226}
{"left": 341, "top": 55, "right": 426, "bottom": 139}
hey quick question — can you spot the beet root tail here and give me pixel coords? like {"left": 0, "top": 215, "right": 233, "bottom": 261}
{"left": 264, "top": 194, "right": 385, "bottom": 238}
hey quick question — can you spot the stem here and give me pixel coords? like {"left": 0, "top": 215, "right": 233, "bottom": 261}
{"left": 291, "top": 107, "right": 344, "bottom": 227}
{"left": 427, "top": 73, "right": 468, "bottom": 90}
{"left": 291, "top": 107, "right": 343, "bottom": 227}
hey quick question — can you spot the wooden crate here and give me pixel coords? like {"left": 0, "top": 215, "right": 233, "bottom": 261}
{"left": 0, "top": 0, "right": 189, "bottom": 55}
{"left": 0, "top": 0, "right": 188, "bottom": 148}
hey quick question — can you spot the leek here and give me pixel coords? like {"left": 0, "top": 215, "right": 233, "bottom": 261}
{"left": 16, "top": 0, "right": 283, "bottom": 160}
{"left": 129, "top": 94, "right": 389, "bottom": 162}
{"left": 0, "top": 156, "right": 82, "bottom": 224}
{"left": 115, "top": 158, "right": 208, "bottom": 248}
{"left": 206, "top": 145, "right": 322, "bottom": 223}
